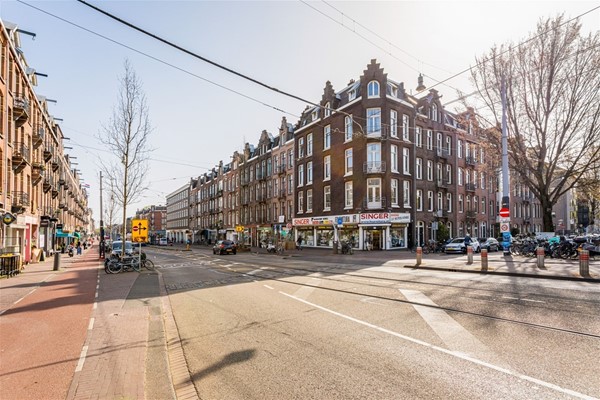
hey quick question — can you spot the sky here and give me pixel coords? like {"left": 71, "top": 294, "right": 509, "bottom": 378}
{"left": 2, "top": 0, "right": 598, "bottom": 224}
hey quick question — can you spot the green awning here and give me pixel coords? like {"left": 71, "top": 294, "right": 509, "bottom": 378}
{"left": 73, "top": 232, "right": 81, "bottom": 238}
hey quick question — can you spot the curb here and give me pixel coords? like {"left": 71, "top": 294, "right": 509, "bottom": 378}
{"left": 403, "top": 264, "right": 600, "bottom": 282}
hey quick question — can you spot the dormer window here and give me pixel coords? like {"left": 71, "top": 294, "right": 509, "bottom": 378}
{"left": 348, "top": 89, "right": 356, "bottom": 101}
{"left": 311, "top": 109, "right": 318, "bottom": 121}
{"left": 387, "top": 83, "right": 398, "bottom": 98}
{"left": 324, "top": 102, "right": 331, "bottom": 118}
{"left": 367, "top": 80, "right": 380, "bottom": 98}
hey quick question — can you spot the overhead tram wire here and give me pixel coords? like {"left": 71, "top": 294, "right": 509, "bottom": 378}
{"left": 16, "top": 0, "right": 299, "bottom": 119}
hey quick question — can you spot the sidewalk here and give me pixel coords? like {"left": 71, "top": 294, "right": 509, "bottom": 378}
{"left": 0, "top": 246, "right": 183, "bottom": 400}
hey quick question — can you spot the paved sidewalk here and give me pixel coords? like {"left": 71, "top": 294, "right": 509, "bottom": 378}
{"left": 0, "top": 246, "right": 182, "bottom": 400}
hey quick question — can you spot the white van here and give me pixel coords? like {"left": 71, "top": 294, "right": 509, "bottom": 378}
{"left": 159, "top": 238, "right": 168, "bottom": 246}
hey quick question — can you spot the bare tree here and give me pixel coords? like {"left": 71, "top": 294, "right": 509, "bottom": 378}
{"left": 470, "top": 15, "right": 600, "bottom": 231}
{"left": 97, "top": 60, "right": 153, "bottom": 253}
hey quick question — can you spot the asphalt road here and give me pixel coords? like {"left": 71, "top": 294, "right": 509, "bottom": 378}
{"left": 149, "top": 248, "right": 600, "bottom": 400}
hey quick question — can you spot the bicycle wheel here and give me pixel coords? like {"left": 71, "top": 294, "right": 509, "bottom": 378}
{"left": 107, "top": 259, "right": 122, "bottom": 274}
{"left": 143, "top": 259, "right": 155, "bottom": 271}
{"left": 132, "top": 260, "right": 141, "bottom": 272}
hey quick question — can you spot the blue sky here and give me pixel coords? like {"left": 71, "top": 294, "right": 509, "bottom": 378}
{"left": 2, "top": 0, "right": 598, "bottom": 223}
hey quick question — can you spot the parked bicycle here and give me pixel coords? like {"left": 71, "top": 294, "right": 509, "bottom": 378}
{"left": 105, "top": 252, "right": 154, "bottom": 274}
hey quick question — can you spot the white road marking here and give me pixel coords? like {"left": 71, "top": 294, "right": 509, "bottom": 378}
{"left": 502, "top": 296, "right": 519, "bottom": 300}
{"left": 522, "top": 298, "right": 545, "bottom": 303}
{"left": 399, "top": 289, "right": 508, "bottom": 368}
{"left": 264, "top": 285, "right": 274, "bottom": 290}
{"left": 280, "top": 292, "right": 595, "bottom": 400}
{"left": 293, "top": 277, "right": 321, "bottom": 299}
{"left": 75, "top": 345, "right": 88, "bottom": 372}
{"left": 246, "top": 269, "right": 263, "bottom": 276}
{"left": 88, "top": 317, "right": 95, "bottom": 330}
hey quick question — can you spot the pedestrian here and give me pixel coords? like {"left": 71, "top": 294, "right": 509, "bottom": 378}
{"left": 296, "top": 236, "right": 303, "bottom": 250}
{"left": 76, "top": 241, "right": 82, "bottom": 255}
{"left": 464, "top": 233, "right": 472, "bottom": 249}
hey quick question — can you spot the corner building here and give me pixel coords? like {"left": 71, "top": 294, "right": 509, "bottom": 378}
{"left": 293, "top": 60, "right": 494, "bottom": 250}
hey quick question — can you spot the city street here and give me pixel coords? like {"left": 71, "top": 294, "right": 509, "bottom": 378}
{"left": 1, "top": 246, "right": 599, "bottom": 399}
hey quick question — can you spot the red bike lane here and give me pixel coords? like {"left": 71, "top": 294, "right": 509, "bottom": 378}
{"left": 0, "top": 252, "right": 99, "bottom": 400}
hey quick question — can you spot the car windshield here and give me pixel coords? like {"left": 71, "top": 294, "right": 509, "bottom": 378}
{"left": 451, "top": 238, "right": 464, "bottom": 243}
{"left": 112, "top": 242, "right": 133, "bottom": 251}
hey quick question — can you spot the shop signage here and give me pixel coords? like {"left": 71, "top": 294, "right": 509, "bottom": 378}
{"left": 312, "top": 217, "right": 333, "bottom": 225}
{"left": 293, "top": 218, "right": 312, "bottom": 225}
{"left": 360, "top": 212, "right": 390, "bottom": 224}
{"left": 389, "top": 213, "right": 411, "bottom": 224}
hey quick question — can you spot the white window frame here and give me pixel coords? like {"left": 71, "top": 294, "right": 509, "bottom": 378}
{"left": 345, "top": 181, "right": 353, "bottom": 208}
{"left": 427, "top": 190, "right": 434, "bottom": 212}
{"left": 297, "top": 164, "right": 304, "bottom": 187}
{"left": 391, "top": 179, "right": 399, "bottom": 206}
{"left": 324, "top": 155, "right": 331, "bottom": 181}
{"left": 427, "top": 130, "right": 433, "bottom": 150}
{"left": 446, "top": 193, "right": 452, "bottom": 212}
{"left": 403, "top": 147, "right": 410, "bottom": 175}
{"left": 324, "top": 125, "right": 331, "bottom": 150}
{"left": 390, "top": 110, "right": 398, "bottom": 138}
{"left": 403, "top": 180, "right": 411, "bottom": 208}
{"left": 416, "top": 157, "right": 423, "bottom": 180}
{"left": 324, "top": 186, "right": 331, "bottom": 211}
{"left": 345, "top": 116, "right": 353, "bottom": 142}
{"left": 306, "top": 189, "right": 313, "bottom": 212}
{"left": 306, "top": 161, "right": 313, "bottom": 184}
{"left": 307, "top": 133, "right": 313, "bottom": 156}
{"left": 367, "top": 108, "right": 381, "bottom": 135}
{"left": 298, "top": 137, "right": 304, "bottom": 158}
{"left": 415, "top": 127, "right": 422, "bottom": 147}
{"left": 367, "top": 80, "right": 380, "bottom": 98}
{"left": 391, "top": 144, "right": 398, "bottom": 173}
{"left": 402, "top": 114, "right": 410, "bottom": 141}
{"left": 297, "top": 191, "right": 304, "bottom": 213}
{"left": 416, "top": 189, "right": 423, "bottom": 211}
{"left": 345, "top": 148, "right": 353, "bottom": 175}
{"left": 427, "top": 160, "right": 433, "bottom": 181}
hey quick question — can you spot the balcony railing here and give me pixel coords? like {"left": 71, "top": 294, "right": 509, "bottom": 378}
{"left": 363, "top": 196, "right": 387, "bottom": 210}
{"left": 33, "top": 125, "right": 45, "bottom": 148}
{"left": 436, "top": 179, "right": 449, "bottom": 189}
{"left": 11, "top": 191, "right": 30, "bottom": 213}
{"left": 14, "top": 97, "right": 30, "bottom": 128}
{"left": 466, "top": 210, "right": 477, "bottom": 220}
{"left": 465, "top": 156, "right": 477, "bottom": 166}
{"left": 363, "top": 161, "right": 386, "bottom": 174}
{"left": 465, "top": 183, "right": 476, "bottom": 192}
{"left": 436, "top": 148, "right": 450, "bottom": 159}
{"left": 278, "top": 189, "right": 287, "bottom": 199}
{"left": 434, "top": 209, "right": 448, "bottom": 218}
{"left": 277, "top": 164, "right": 287, "bottom": 175}
{"left": 44, "top": 144, "right": 54, "bottom": 162}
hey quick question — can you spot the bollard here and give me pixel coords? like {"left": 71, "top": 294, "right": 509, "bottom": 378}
{"left": 416, "top": 246, "right": 422, "bottom": 266}
{"left": 481, "top": 248, "right": 488, "bottom": 270}
{"left": 580, "top": 249, "right": 589, "bottom": 276}
{"left": 53, "top": 252, "right": 60, "bottom": 271}
{"left": 466, "top": 245, "right": 473, "bottom": 265}
{"left": 536, "top": 247, "right": 545, "bottom": 269}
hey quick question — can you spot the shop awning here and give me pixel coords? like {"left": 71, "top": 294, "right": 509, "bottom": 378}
{"left": 73, "top": 232, "right": 81, "bottom": 239}
{"left": 55, "top": 230, "right": 73, "bottom": 238}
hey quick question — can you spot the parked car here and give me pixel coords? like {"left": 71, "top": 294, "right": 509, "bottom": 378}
{"left": 111, "top": 240, "right": 135, "bottom": 256}
{"left": 444, "top": 237, "right": 480, "bottom": 254}
{"left": 213, "top": 240, "right": 237, "bottom": 255}
{"left": 158, "top": 238, "right": 168, "bottom": 246}
{"left": 478, "top": 237, "right": 500, "bottom": 252}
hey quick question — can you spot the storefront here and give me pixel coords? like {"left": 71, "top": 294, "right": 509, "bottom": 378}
{"left": 359, "top": 212, "right": 410, "bottom": 250}
{"left": 293, "top": 214, "right": 361, "bottom": 249}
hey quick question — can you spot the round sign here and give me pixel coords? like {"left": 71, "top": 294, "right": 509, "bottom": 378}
{"left": 500, "top": 223, "right": 509, "bottom": 232}
{"left": 132, "top": 226, "right": 139, "bottom": 232}
{"left": 499, "top": 208, "right": 510, "bottom": 218}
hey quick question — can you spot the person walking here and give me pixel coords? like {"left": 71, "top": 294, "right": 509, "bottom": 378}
{"left": 76, "top": 241, "right": 82, "bottom": 255}
{"left": 296, "top": 236, "right": 303, "bottom": 250}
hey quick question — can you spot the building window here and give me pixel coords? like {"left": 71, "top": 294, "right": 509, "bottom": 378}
{"left": 311, "top": 109, "right": 318, "bottom": 121}
{"left": 436, "top": 132, "right": 443, "bottom": 155}
{"left": 391, "top": 179, "right": 399, "bottom": 206}
{"left": 367, "top": 178, "right": 382, "bottom": 208}
{"left": 298, "top": 191, "right": 304, "bottom": 213}
{"left": 307, "top": 161, "right": 313, "bottom": 184}
{"left": 416, "top": 158, "right": 422, "bottom": 180}
{"left": 416, "top": 189, "right": 423, "bottom": 211}
{"left": 307, "top": 133, "right": 313, "bottom": 156}
{"left": 427, "top": 191, "right": 434, "bottom": 211}
{"left": 345, "top": 181, "right": 353, "bottom": 208}
{"left": 416, "top": 127, "right": 422, "bottom": 147}
{"left": 403, "top": 180, "right": 411, "bottom": 208}
{"left": 403, "top": 114, "right": 410, "bottom": 141}
{"left": 391, "top": 144, "right": 398, "bottom": 173}
{"left": 480, "top": 173, "right": 485, "bottom": 190}
{"left": 387, "top": 83, "right": 398, "bottom": 97}
{"left": 324, "top": 155, "right": 331, "bottom": 181}
{"left": 348, "top": 89, "right": 356, "bottom": 101}
{"left": 345, "top": 148, "right": 353, "bottom": 175}
{"left": 446, "top": 136, "right": 452, "bottom": 155}
{"left": 324, "top": 125, "right": 331, "bottom": 150}
{"left": 458, "top": 140, "right": 463, "bottom": 158}
{"left": 324, "top": 102, "right": 331, "bottom": 118}
{"left": 446, "top": 164, "right": 452, "bottom": 184}
{"left": 447, "top": 193, "right": 452, "bottom": 212}
{"left": 298, "top": 137, "right": 304, "bottom": 158}
{"left": 437, "top": 192, "right": 443, "bottom": 211}
{"left": 324, "top": 186, "right": 331, "bottom": 211}
{"left": 367, "top": 142, "right": 381, "bottom": 171}
{"left": 427, "top": 160, "right": 433, "bottom": 181}
{"left": 306, "top": 189, "right": 313, "bottom": 212}
{"left": 431, "top": 103, "right": 438, "bottom": 122}
{"left": 458, "top": 168, "right": 463, "bottom": 186}
{"left": 390, "top": 110, "right": 398, "bottom": 137}
{"left": 427, "top": 130, "right": 433, "bottom": 150}
{"left": 345, "top": 115, "right": 353, "bottom": 141}
{"left": 458, "top": 194, "right": 464, "bottom": 213}
{"left": 298, "top": 164, "right": 304, "bottom": 187}
{"left": 368, "top": 80, "right": 380, "bottom": 98}
{"left": 367, "top": 108, "right": 381, "bottom": 134}
{"left": 403, "top": 148, "right": 410, "bottom": 175}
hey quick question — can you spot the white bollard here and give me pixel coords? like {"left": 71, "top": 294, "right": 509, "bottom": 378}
{"left": 416, "top": 246, "right": 422, "bottom": 266}
{"left": 466, "top": 245, "right": 473, "bottom": 265}
{"left": 536, "top": 247, "right": 545, "bottom": 269}
{"left": 481, "top": 248, "right": 488, "bottom": 270}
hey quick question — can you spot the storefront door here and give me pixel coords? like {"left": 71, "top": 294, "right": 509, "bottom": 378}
{"left": 372, "top": 229, "right": 384, "bottom": 250}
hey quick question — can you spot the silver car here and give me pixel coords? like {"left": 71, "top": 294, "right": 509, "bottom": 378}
{"left": 444, "top": 237, "right": 480, "bottom": 254}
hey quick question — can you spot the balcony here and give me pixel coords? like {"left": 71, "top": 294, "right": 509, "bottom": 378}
{"left": 51, "top": 185, "right": 59, "bottom": 198}
{"left": 466, "top": 156, "right": 477, "bottom": 166}
{"left": 434, "top": 209, "right": 448, "bottom": 218}
{"left": 10, "top": 191, "right": 30, "bottom": 214}
{"left": 277, "top": 165, "right": 286, "bottom": 175}
{"left": 240, "top": 177, "right": 250, "bottom": 186}
{"left": 436, "top": 148, "right": 450, "bottom": 159}
{"left": 257, "top": 172, "right": 266, "bottom": 181}
{"left": 256, "top": 193, "right": 266, "bottom": 203}
{"left": 278, "top": 189, "right": 287, "bottom": 199}
{"left": 11, "top": 142, "right": 30, "bottom": 174}
{"left": 43, "top": 144, "right": 54, "bottom": 163}
{"left": 465, "top": 183, "right": 476, "bottom": 192}
{"left": 363, "top": 196, "right": 387, "bottom": 210}
{"left": 521, "top": 195, "right": 532, "bottom": 203}
{"left": 32, "top": 163, "right": 44, "bottom": 186}
{"left": 436, "top": 179, "right": 449, "bottom": 189}
{"left": 51, "top": 156, "right": 60, "bottom": 172}
{"left": 33, "top": 125, "right": 45, "bottom": 149}
{"left": 466, "top": 210, "right": 477, "bottom": 221}
{"left": 523, "top": 217, "right": 531, "bottom": 224}
{"left": 363, "top": 161, "right": 386, "bottom": 174}
{"left": 43, "top": 176, "right": 54, "bottom": 193}
{"left": 13, "top": 96, "right": 30, "bottom": 128}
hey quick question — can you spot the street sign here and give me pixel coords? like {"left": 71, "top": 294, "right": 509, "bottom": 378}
{"left": 500, "top": 223, "right": 510, "bottom": 233}
{"left": 499, "top": 208, "right": 510, "bottom": 218}
{"left": 132, "top": 219, "right": 148, "bottom": 242}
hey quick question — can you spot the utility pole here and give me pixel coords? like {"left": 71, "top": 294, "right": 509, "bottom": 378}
{"left": 99, "top": 171, "right": 105, "bottom": 259}
{"left": 501, "top": 77, "right": 512, "bottom": 255}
